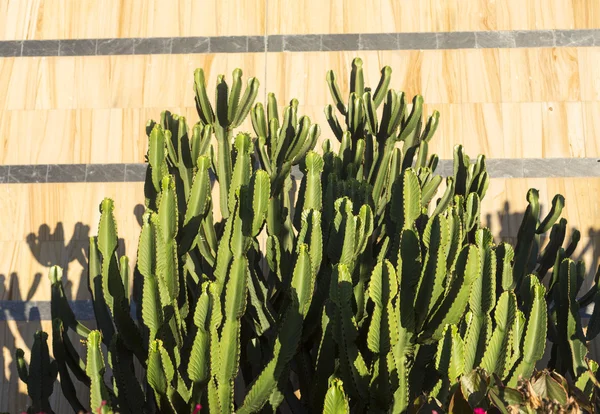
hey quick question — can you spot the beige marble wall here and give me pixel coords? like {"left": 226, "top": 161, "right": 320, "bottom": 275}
{"left": 1, "top": 0, "right": 599, "bottom": 40}
{"left": 1, "top": 48, "right": 600, "bottom": 165}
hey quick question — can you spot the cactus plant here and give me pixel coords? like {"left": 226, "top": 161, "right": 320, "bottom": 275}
{"left": 18, "top": 58, "right": 600, "bottom": 414}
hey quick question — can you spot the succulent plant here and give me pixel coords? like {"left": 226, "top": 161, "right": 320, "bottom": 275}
{"left": 18, "top": 58, "right": 600, "bottom": 414}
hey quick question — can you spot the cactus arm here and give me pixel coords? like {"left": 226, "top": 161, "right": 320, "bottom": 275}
{"left": 254, "top": 134, "right": 273, "bottom": 176}
{"left": 325, "top": 104, "right": 344, "bottom": 142}
{"left": 496, "top": 243, "right": 515, "bottom": 291}
{"left": 109, "top": 334, "right": 145, "bottom": 413}
{"left": 246, "top": 261, "right": 275, "bottom": 335}
{"left": 48, "top": 266, "right": 91, "bottom": 338}
{"left": 421, "top": 110, "right": 440, "bottom": 143}
{"left": 193, "top": 68, "right": 215, "bottom": 125}
{"left": 322, "top": 378, "right": 350, "bottom": 414}
{"left": 397, "top": 229, "right": 421, "bottom": 331}
{"left": 51, "top": 320, "right": 87, "bottom": 413}
{"left": 565, "top": 229, "right": 580, "bottom": 257}
{"left": 452, "top": 145, "right": 470, "bottom": 196}
{"left": 398, "top": 95, "right": 424, "bottom": 142}
{"left": 402, "top": 169, "right": 421, "bottom": 229}
{"left": 463, "top": 237, "right": 496, "bottom": 371}
{"left": 119, "top": 255, "right": 129, "bottom": 303}
{"left": 379, "top": 90, "right": 404, "bottom": 139}
{"left": 434, "top": 325, "right": 465, "bottom": 402}
{"left": 206, "top": 281, "right": 223, "bottom": 412}
{"left": 364, "top": 92, "right": 378, "bottom": 135}
{"left": 180, "top": 155, "right": 211, "bottom": 252}
{"left": 414, "top": 215, "right": 449, "bottom": 331}
{"left": 228, "top": 133, "right": 253, "bottom": 214}
{"left": 311, "top": 302, "right": 337, "bottom": 412}
{"left": 326, "top": 70, "right": 347, "bottom": 116}
{"left": 156, "top": 177, "right": 179, "bottom": 303}
{"left": 213, "top": 207, "right": 235, "bottom": 286}
{"left": 536, "top": 218, "right": 567, "bottom": 278}
{"left": 390, "top": 168, "right": 422, "bottom": 230}
{"left": 227, "top": 68, "right": 242, "bottom": 124}
{"left": 251, "top": 102, "right": 268, "bottom": 139}
{"left": 350, "top": 58, "right": 365, "bottom": 97}
{"left": 513, "top": 189, "right": 540, "bottom": 288}
{"left": 88, "top": 236, "right": 115, "bottom": 345}
{"left": 504, "top": 309, "right": 525, "bottom": 379}
{"left": 191, "top": 123, "right": 212, "bottom": 166}
{"left": 214, "top": 125, "right": 233, "bottom": 219}
{"left": 480, "top": 291, "right": 517, "bottom": 376}
{"left": 444, "top": 207, "right": 463, "bottom": 275}
{"left": 231, "top": 77, "right": 260, "bottom": 128}
{"left": 238, "top": 245, "right": 313, "bottom": 414}
{"left": 164, "top": 127, "right": 178, "bottom": 166}
{"left": 507, "top": 279, "right": 547, "bottom": 386}
{"left": 422, "top": 244, "right": 480, "bottom": 341}
{"left": 372, "top": 66, "right": 392, "bottom": 108}
{"left": 293, "top": 123, "right": 321, "bottom": 165}
{"left": 431, "top": 177, "right": 455, "bottom": 216}
{"left": 214, "top": 75, "right": 230, "bottom": 127}
{"left": 348, "top": 94, "right": 365, "bottom": 139}
{"left": 354, "top": 204, "right": 374, "bottom": 259}
{"left": 148, "top": 125, "right": 166, "bottom": 193}
{"left": 464, "top": 193, "right": 481, "bottom": 233}
{"left": 86, "top": 331, "right": 111, "bottom": 411}
{"left": 113, "top": 296, "right": 146, "bottom": 364}
{"left": 97, "top": 198, "right": 126, "bottom": 319}
{"left": 304, "top": 152, "right": 324, "bottom": 212}
{"left": 391, "top": 347, "right": 411, "bottom": 413}
{"left": 274, "top": 106, "right": 296, "bottom": 166}
{"left": 575, "top": 360, "right": 599, "bottom": 398}
{"left": 216, "top": 256, "right": 249, "bottom": 413}
{"left": 249, "top": 170, "right": 270, "bottom": 237}
{"left": 367, "top": 261, "right": 398, "bottom": 410}
{"left": 284, "top": 115, "right": 311, "bottom": 162}
{"left": 367, "top": 260, "right": 398, "bottom": 354}
{"left": 537, "top": 194, "right": 565, "bottom": 234}
{"left": 421, "top": 174, "right": 442, "bottom": 207}
{"left": 173, "top": 115, "right": 193, "bottom": 200}
{"left": 147, "top": 339, "right": 177, "bottom": 413}
{"left": 371, "top": 140, "right": 394, "bottom": 205}
{"left": 331, "top": 264, "right": 370, "bottom": 400}
{"left": 556, "top": 259, "right": 588, "bottom": 377}
{"left": 15, "top": 348, "right": 29, "bottom": 383}
{"left": 138, "top": 214, "right": 163, "bottom": 342}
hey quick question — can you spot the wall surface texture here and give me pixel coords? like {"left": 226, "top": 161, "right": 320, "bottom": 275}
{"left": 0, "top": 0, "right": 599, "bottom": 412}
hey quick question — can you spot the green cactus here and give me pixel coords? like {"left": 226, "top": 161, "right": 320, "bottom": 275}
{"left": 21, "top": 58, "right": 600, "bottom": 414}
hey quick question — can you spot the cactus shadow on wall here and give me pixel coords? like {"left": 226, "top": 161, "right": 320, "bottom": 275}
{"left": 25, "top": 222, "right": 129, "bottom": 301}
{"left": 0, "top": 220, "right": 133, "bottom": 412}
{"left": 0, "top": 273, "right": 42, "bottom": 412}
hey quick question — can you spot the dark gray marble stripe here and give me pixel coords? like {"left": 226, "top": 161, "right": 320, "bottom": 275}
{"left": 2, "top": 29, "right": 600, "bottom": 57}
{"left": 0, "top": 159, "right": 598, "bottom": 184}
{"left": 0, "top": 300, "right": 95, "bottom": 321}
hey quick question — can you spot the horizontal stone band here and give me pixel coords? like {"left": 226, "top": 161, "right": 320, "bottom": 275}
{"left": 0, "top": 30, "right": 599, "bottom": 58}
{"left": 0, "top": 159, "right": 598, "bottom": 184}
{"left": 0, "top": 300, "right": 118, "bottom": 321}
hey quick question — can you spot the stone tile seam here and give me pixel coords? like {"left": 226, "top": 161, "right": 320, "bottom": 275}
{"left": 1, "top": 29, "right": 600, "bottom": 57}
